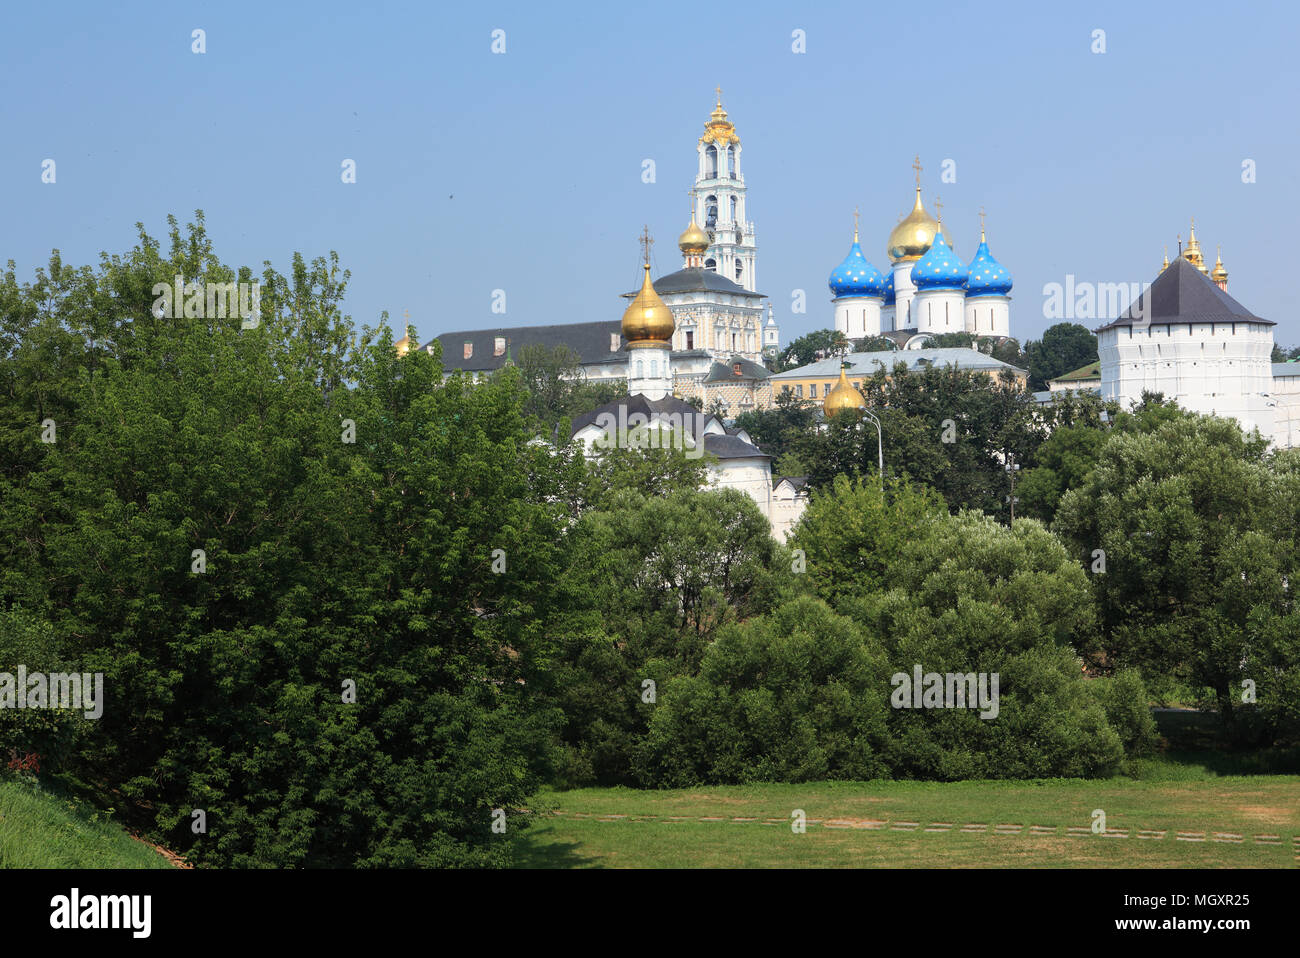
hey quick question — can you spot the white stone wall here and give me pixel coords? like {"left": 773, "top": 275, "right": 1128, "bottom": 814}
{"left": 1100, "top": 321, "right": 1276, "bottom": 441}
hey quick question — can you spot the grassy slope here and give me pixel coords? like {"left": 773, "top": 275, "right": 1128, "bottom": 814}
{"left": 0, "top": 777, "right": 173, "bottom": 869}
{"left": 515, "top": 713, "right": 1300, "bottom": 868}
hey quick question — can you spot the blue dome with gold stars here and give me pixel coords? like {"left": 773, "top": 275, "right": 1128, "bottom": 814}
{"left": 829, "top": 236, "right": 886, "bottom": 298}
{"left": 965, "top": 236, "right": 1012, "bottom": 297}
{"left": 910, "top": 229, "right": 968, "bottom": 292}
{"left": 882, "top": 270, "right": 895, "bottom": 306}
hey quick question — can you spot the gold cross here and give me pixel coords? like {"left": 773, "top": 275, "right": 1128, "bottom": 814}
{"left": 934, "top": 194, "right": 943, "bottom": 224}
{"left": 853, "top": 206, "right": 860, "bottom": 236}
{"left": 640, "top": 225, "right": 654, "bottom": 264}
{"left": 978, "top": 206, "right": 986, "bottom": 230}
{"left": 715, "top": 86, "right": 723, "bottom": 106}
{"left": 912, "top": 154, "right": 922, "bottom": 189}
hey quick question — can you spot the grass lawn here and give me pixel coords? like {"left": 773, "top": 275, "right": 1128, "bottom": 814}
{"left": 515, "top": 713, "right": 1300, "bottom": 869}
{"left": 0, "top": 775, "right": 174, "bottom": 869}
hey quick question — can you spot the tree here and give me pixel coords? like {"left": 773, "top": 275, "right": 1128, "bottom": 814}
{"left": 1054, "top": 414, "right": 1295, "bottom": 739}
{"left": 854, "top": 335, "right": 895, "bottom": 353}
{"left": 788, "top": 362, "right": 1041, "bottom": 518}
{"left": 1023, "top": 323, "right": 1098, "bottom": 391}
{"left": 777, "top": 328, "right": 848, "bottom": 371}
{"left": 635, "top": 596, "right": 891, "bottom": 786}
{"left": 0, "top": 213, "right": 569, "bottom": 867}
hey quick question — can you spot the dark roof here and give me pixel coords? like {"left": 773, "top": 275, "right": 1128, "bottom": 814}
{"left": 704, "top": 357, "right": 771, "bottom": 382}
{"left": 623, "top": 267, "right": 764, "bottom": 300}
{"left": 1051, "top": 360, "right": 1101, "bottom": 383}
{"left": 424, "top": 320, "right": 623, "bottom": 372}
{"left": 569, "top": 394, "right": 770, "bottom": 460}
{"left": 1095, "top": 256, "right": 1272, "bottom": 332}
{"left": 774, "top": 476, "right": 808, "bottom": 491}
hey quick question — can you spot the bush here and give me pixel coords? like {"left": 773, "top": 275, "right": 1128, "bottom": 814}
{"left": 635, "top": 596, "right": 890, "bottom": 786}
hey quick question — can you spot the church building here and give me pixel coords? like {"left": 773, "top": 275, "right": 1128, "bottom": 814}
{"left": 828, "top": 158, "right": 1013, "bottom": 349}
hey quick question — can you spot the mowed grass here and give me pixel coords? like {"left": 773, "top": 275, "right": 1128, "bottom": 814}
{"left": 514, "top": 777, "right": 1300, "bottom": 868}
{"left": 516, "top": 714, "right": 1300, "bottom": 868}
{"left": 0, "top": 777, "right": 173, "bottom": 869}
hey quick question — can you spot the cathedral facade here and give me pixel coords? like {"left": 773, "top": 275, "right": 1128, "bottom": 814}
{"left": 828, "top": 160, "right": 1012, "bottom": 349}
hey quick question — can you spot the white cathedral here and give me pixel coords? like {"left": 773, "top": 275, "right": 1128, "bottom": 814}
{"left": 828, "top": 160, "right": 1013, "bottom": 348}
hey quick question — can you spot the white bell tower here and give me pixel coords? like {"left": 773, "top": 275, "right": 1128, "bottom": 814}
{"left": 691, "top": 88, "right": 757, "bottom": 292}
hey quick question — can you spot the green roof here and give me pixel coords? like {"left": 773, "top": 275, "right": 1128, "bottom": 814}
{"left": 1051, "top": 360, "right": 1101, "bottom": 383}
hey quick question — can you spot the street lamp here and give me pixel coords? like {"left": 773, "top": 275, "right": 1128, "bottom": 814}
{"left": 862, "top": 407, "right": 884, "bottom": 489}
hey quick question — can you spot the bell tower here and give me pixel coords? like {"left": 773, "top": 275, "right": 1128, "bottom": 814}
{"left": 692, "top": 88, "right": 757, "bottom": 292}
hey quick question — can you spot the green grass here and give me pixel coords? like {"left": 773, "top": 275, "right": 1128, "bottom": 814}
{"left": 514, "top": 712, "right": 1300, "bottom": 868}
{"left": 0, "top": 775, "right": 174, "bottom": 869}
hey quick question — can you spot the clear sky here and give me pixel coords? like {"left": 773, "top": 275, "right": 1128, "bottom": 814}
{"left": 2, "top": 0, "right": 1297, "bottom": 348}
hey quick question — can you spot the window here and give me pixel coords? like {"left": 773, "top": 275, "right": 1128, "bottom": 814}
{"left": 735, "top": 260, "right": 744, "bottom": 282}
{"left": 463, "top": 342, "right": 473, "bottom": 359}
{"left": 706, "top": 145, "right": 718, "bottom": 178}
{"left": 494, "top": 337, "right": 506, "bottom": 357}
{"left": 704, "top": 257, "right": 717, "bottom": 272}
{"left": 796, "top": 384, "right": 803, "bottom": 398}
{"left": 634, "top": 360, "right": 643, "bottom": 378}
{"left": 733, "top": 362, "right": 742, "bottom": 376}
{"left": 686, "top": 331, "right": 694, "bottom": 350}
{"left": 610, "top": 333, "right": 620, "bottom": 352}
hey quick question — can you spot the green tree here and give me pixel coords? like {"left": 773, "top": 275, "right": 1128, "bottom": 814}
{"left": 1054, "top": 414, "right": 1294, "bottom": 739}
{"left": 1023, "top": 323, "right": 1098, "bottom": 390}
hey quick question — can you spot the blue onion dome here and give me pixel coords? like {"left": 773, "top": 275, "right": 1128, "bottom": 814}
{"left": 965, "top": 232, "right": 1013, "bottom": 297}
{"left": 910, "top": 228, "right": 968, "bottom": 291}
{"left": 882, "top": 270, "right": 896, "bottom": 306}
{"left": 828, "top": 232, "right": 886, "bottom": 298}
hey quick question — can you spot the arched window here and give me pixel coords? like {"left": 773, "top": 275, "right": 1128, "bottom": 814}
{"left": 704, "top": 257, "right": 717, "bottom": 272}
{"left": 734, "top": 259, "right": 744, "bottom": 282}
{"left": 705, "top": 195, "right": 718, "bottom": 228}
{"left": 726, "top": 146, "right": 735, "bottom": 177}
{"left": 634, "top": 360, "right": 643, "bottom": 379}
{"left": 729, "top": 196, "right": 737, "bottom": 222}
{"left": 706, "top": 145, "right": 718, "bottom": 178}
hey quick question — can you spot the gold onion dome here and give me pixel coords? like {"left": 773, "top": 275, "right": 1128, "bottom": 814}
{"left": 679, "top": 209, "right": 710, "bottom": 254}
{"left": 823, "top": 365, "right": 864, "bottom": 416}
{"left": 1212, "top": 246, "right": 1228, "bottom": 283}
{"left": 888, "top": 189, "right": 942, "bottom": 263}
{"left": 622, "top": 264, "right": 675, "bottom": 344}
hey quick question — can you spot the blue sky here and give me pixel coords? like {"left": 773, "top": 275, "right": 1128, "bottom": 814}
{"left": 2, "top": 0, "right": 1297, "bottom": 348}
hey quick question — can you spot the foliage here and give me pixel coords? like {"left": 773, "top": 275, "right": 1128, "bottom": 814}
{"left": 1054, "top": 413, "right": 1298, "bottom": 741}
{"left": 1023, "top": 322, "right": 1098, "bottom": 391}
{"left": 635, "top": 596, "right": 891, "bottom": 786}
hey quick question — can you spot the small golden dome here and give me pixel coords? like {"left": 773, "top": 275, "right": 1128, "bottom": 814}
{"left": 887, "top": 189, "right": 942, "bottom": 263}
{"left": 1183, "top": 218, "right": 1210, "bottom": 275}
{"left": 622, "top": 264, "right": 676, "bottom": 345}
{"left": 1212, "top": 246, "right": 1228, "bottom": 283}
{"left": 679, "top": 209, "right": 710, "bottom": 254}
{"left": 823, "top": 365, "right": 864, "bottom": 417}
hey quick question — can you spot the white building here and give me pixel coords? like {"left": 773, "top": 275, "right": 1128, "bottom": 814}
{"left": 1096, "top": 254, "right": 1289, "bottom": 446}
{"left": 829, "top": 162, "right": 1012, "bottom": 349}
{"left": 694, "top": 90, "right": 757, "bottom": 291}
{"left": 569, "top": 394, "right": 807, "bottom": 542}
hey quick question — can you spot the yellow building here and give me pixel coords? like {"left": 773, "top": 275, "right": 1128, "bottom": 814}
{"left": 771, "top": 347, "right": 1027, "bottom": 404}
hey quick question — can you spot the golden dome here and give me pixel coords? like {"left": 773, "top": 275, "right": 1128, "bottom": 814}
{"left": 887, "top": 189, "right": 942, "bottom": 263}
{"left": 1212, "top": 245, "right": 1228, "bottom": 283}
{"left": 394, "top": 333, "right": 412, "bottom": 357}
{"left": 679, "top": 209, "right": 710, "bottom": 254}
{"left": 1183, "top": 218, "right": 1210, "bottom": 275}
{"left": 823, "top": 365, "right": 864, "bottom": 417}
{"left": 700, "top": 88, "right": 740, "bottom": 146}
{"left": 622, "top": 264, "right": 675, "bottom": 345}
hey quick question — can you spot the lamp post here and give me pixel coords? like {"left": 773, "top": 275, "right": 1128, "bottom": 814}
{"left": 862, "top": 407, "right": 884, "bottom": 489}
